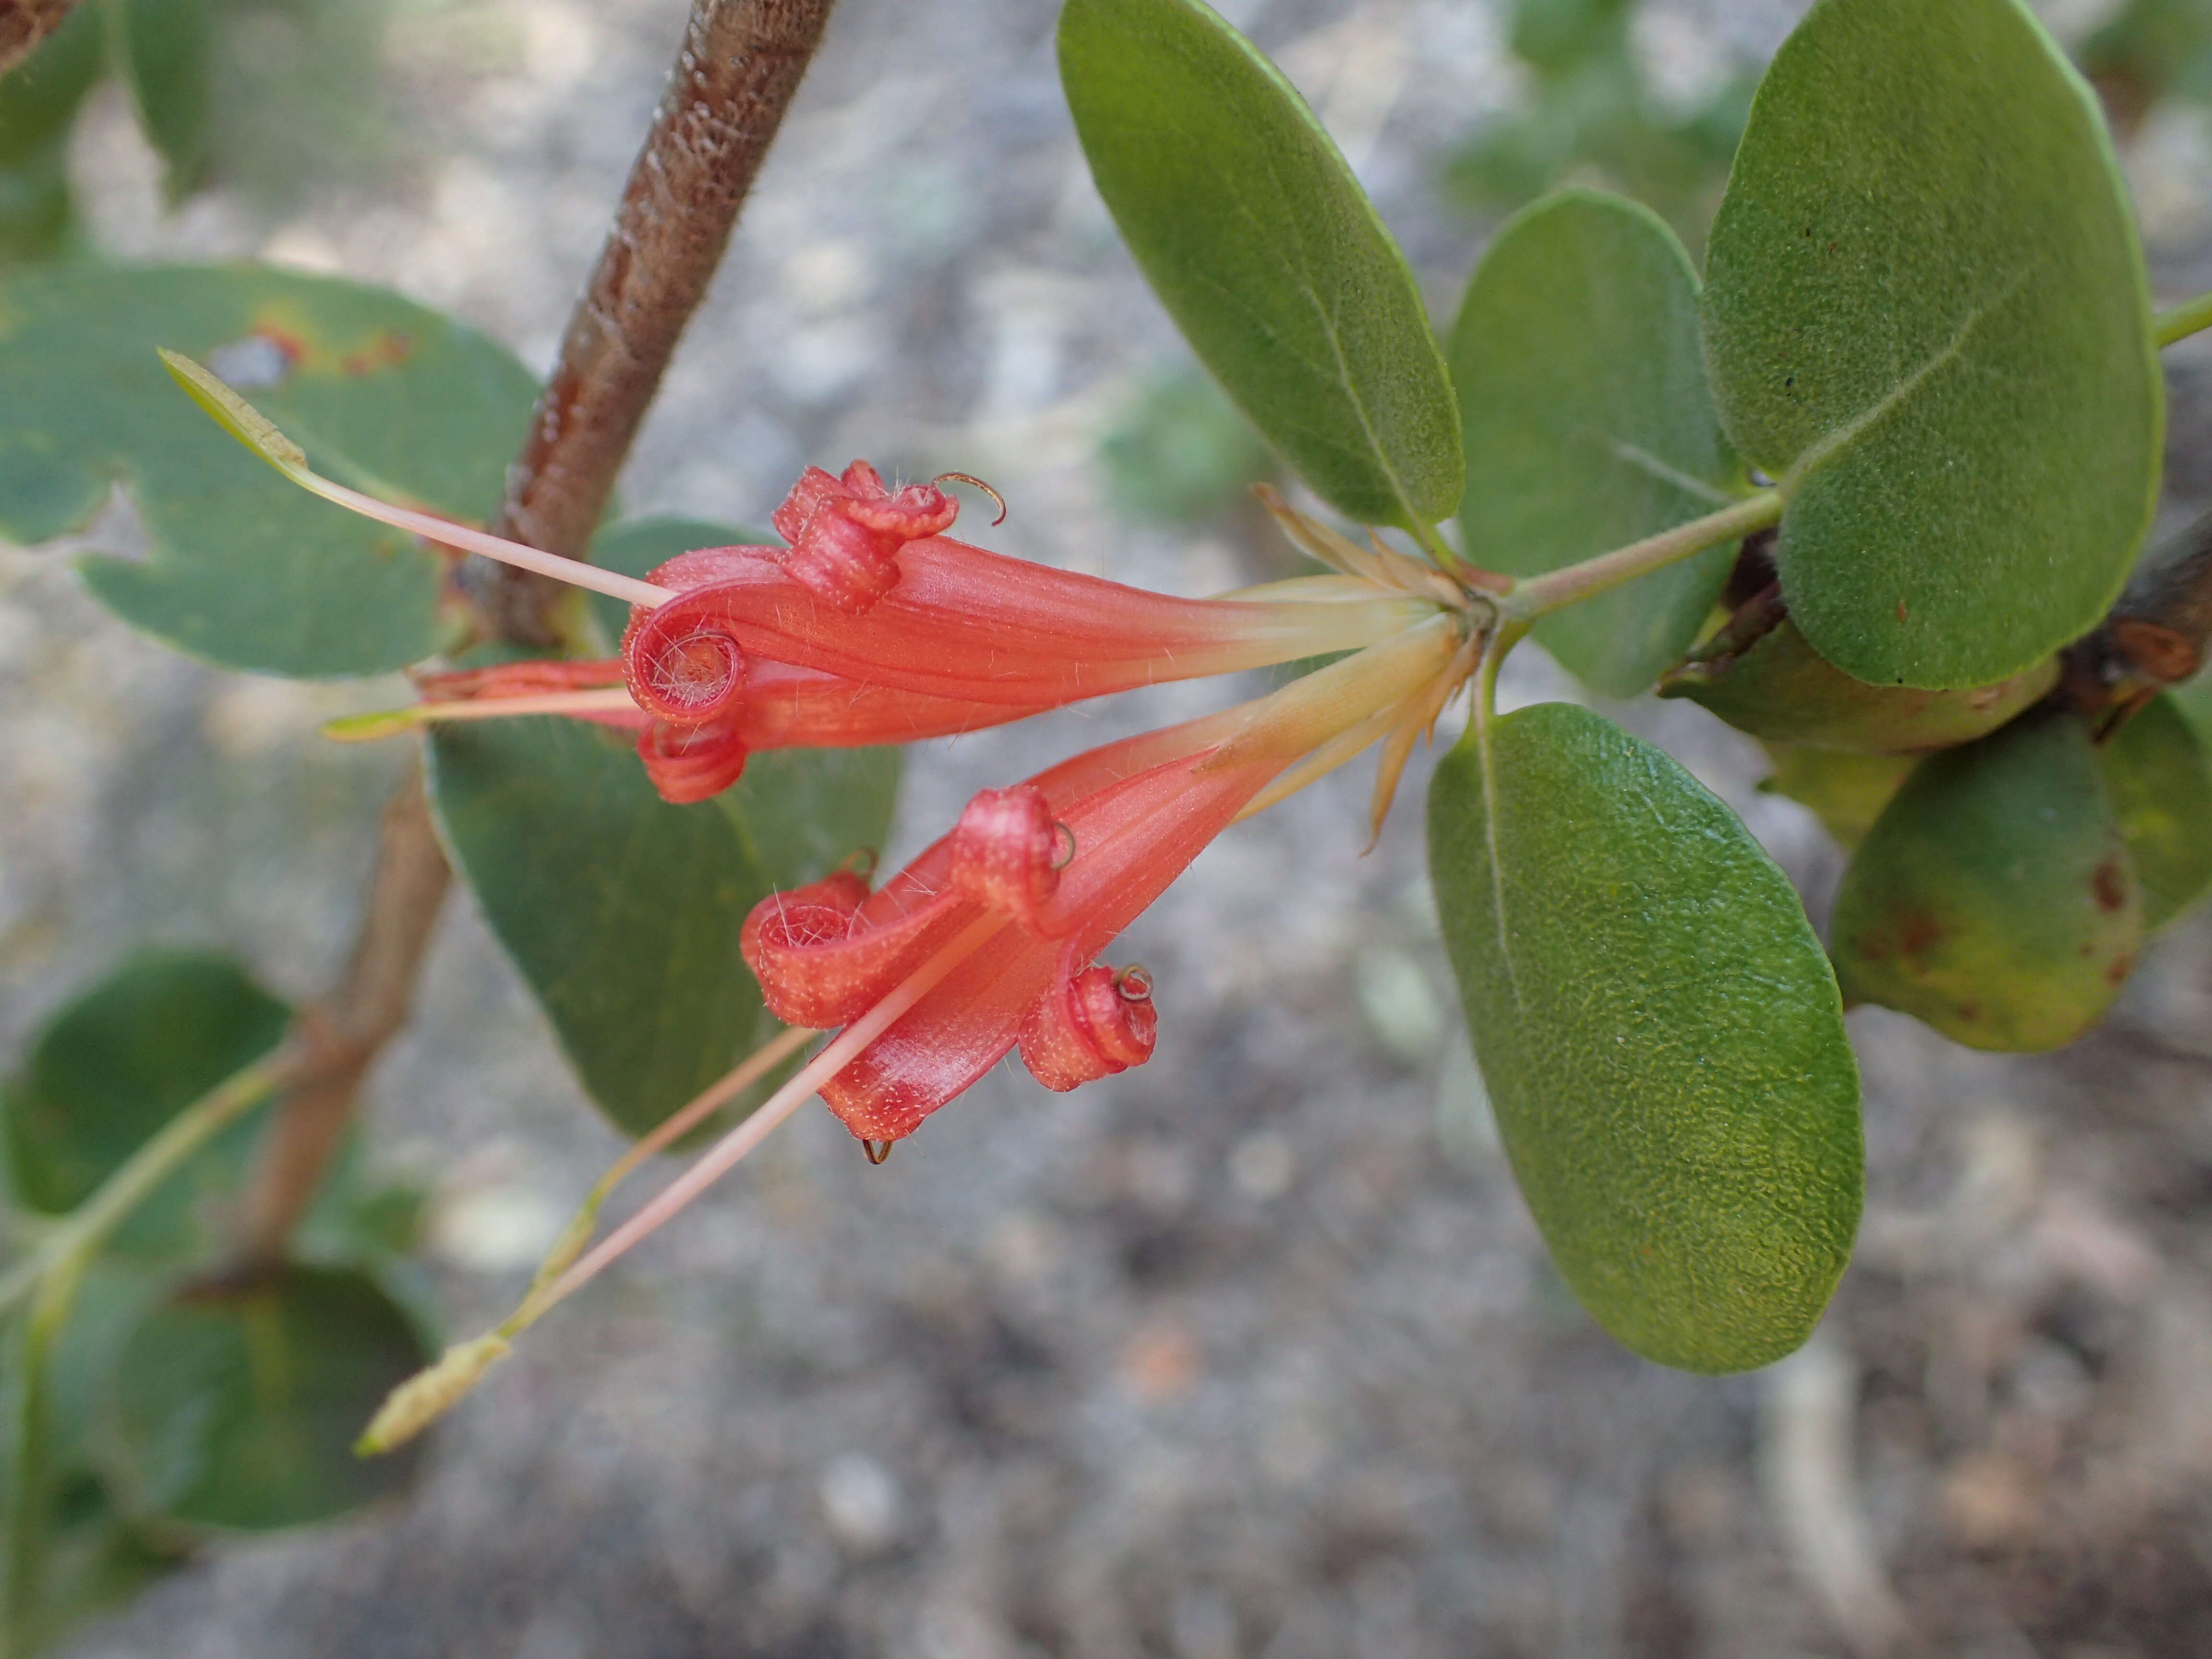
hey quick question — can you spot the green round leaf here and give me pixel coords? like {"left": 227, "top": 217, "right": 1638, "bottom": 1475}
{"left": 1703, "top": 0, "right": 2161, "bottom": 689}
{"left": 0, "top": 264, "right": 537, "bottom": 676}
{"left": 1428, "top": 702, "right": 1862, "bottom": 1373}
{"left": 1660, "top": 616, "right": 2059, "bottom": 754}
{"left": 1, "top": 951, "right": 288, "bottom": 1253}
{"left": 428, "top": 717, "right": 897, "bottom": 1140}
{"left": 1059, "top": 0, "right": 1461, "bottom": 530}
{"left": 105, "top": 1265, "right": 430, "bottom": 1532}
{"left": 2100, "top": 694, "right": 2212, "bottom": 931}
{"left": 1832, "top": 712, "right": 2140, "bottom": 1051}
{"left": 1452, "top": 189, "right": 1740, "bottom": 697}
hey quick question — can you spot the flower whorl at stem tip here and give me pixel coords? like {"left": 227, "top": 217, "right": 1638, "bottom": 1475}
{"left": 1019, "top": 955, "right": 1159, "bottom": 1092}
{"left": 773, "top": 458, "right": 960, "bottom": 615}
{"left": 949, "top": 784, "right": 1067, "bottom": 931}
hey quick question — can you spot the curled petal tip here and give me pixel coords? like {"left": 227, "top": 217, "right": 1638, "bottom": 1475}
{"left": 770, "top": 458, "right": 961, "bottom": 615}
{"left": 950, "top": 784, "right": 1064, "bottom": 929}
{"left": 637, "top": 720, "right": 749, "bottom": 803}
{"left": 1020, "top": 957, "right": 1159, "bottom": 1092}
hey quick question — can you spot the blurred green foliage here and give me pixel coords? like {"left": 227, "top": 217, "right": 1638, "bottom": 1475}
{"left": 0, "top": 0, "right": 392, "bottom": 263}
{"left": 1098, "top": 366, "right": 1276, "bottom": 528}
{"left": 2080, "top": 0, "right": 2212, "bottom": 120}
{"left": 1443, "top": 0, "right": 1753, "bottom": 251}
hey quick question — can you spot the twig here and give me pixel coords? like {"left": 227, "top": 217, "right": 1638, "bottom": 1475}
{"left": 231, "top": 763, "right": 448, "bottom": 1267}
{"left": 478, "top": 0, "right": 842, "bottom": 644}
{"left": 230, "top": 0, "right": 841, "bottom": 1265}
{"left": 0, "top": 0, "right": 77, "bottom": 77}
{"left": 2064, "top": 509, "right": 2212, "bottom": 724}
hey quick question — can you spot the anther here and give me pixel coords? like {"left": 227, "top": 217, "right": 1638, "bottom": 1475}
{"left": 861, "top": 1138, "right": 894, "bottom": 1166}
{"left": 1114, "top": 964, "right": 1152, "bottom": 1001}
{"left": 839, "top": 846, "right": 880, "bottom": 880}
{"left": 932, "top": 471, "right": 1008, "bottom": 526}
{"left": 1052, "top": 821, "right": 1078, "bottom": 871}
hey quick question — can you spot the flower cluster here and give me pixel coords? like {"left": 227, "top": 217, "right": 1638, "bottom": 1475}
{"left": 343, "top": 459, "right": 1478, "bottom": 1148}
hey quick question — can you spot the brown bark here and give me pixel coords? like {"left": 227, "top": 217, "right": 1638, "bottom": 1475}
{"left": 233, "top": 761, "right": 450, "bottom": 1266}
{"left": 231, "top": 0, "right": 839, "bottom": 1264}
{"left": 479, "top": 0, "right": 841, "bottom": 643}
{"left": 2064, "top": 510, "right": 2212, "bottom": 726}
{"left": 0, "top": 0, "right": 77, "bottom": 78}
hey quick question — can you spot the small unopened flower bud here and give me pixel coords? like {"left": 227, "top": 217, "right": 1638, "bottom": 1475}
{"left": 773, "top": 460, "right": 958, "bottom": 616}
{"left": 949, "top": 785, "right": 1065, "bottom": 930}
{"left": 1019, "top": 960, "right": 1158, "bottom": 1091}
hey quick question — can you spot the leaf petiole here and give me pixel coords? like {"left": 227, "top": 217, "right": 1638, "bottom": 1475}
{"left": 2156, "top": 291, "right": 2212, "bottom": 349}
{"left": 1498, "top": 491, "right": 1783, "bottom": 626}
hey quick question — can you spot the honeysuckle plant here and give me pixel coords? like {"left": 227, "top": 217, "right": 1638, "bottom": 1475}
{"left": 7, "top": 0, "right": 2212, "bottom": 1644}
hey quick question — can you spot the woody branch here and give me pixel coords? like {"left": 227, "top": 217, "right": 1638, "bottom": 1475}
{"left": 231, "top": 0, "right": 842, "bottom": 1267}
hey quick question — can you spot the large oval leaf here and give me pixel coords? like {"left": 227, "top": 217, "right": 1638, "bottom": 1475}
{"left": 0, "top": 950, "right": 288, "bottom": 1253}
{"left": 1059, "top": 0, "right": 1461, "bottom": 529}
{"left": 1831, "top": 712, "right": 2140, "bottom": 1051}
{"left": 0, "top": 264, "right": 536, "bottom": 676}
{"left": 1703, "top": 0, "right": 2160, "bottom": 690}
{"left": 1428, "top": 701, "right": 1862, "bottom": 1372}
{"left": 1451, "top": 188, "right": 1738, "bottom": 696}
{"left": 2100, "top": 694, "right": 2212, "bottom": 931}
{"left": 105, "top": 1265, "right": 429, "bottom": 1531}
{"left": 1660, "top": 615, "right": 2058, "bottom": 754}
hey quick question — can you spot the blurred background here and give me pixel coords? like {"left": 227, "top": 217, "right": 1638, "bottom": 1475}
{"left": 7, "top": 0, "right": 2212, "bottom": 1652}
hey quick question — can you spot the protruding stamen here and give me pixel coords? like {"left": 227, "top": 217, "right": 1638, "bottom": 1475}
{"left": 861, "top": 1139, "right": 893, "bottom": 1166}
{"left": 1019, "top": 955, "right": 1159, "bottom": 1092}
{"left": 933, "top": 471, "right": 1007, "bottom": 526}
{"left": 949, "top": 785, "right": 1063, "bottom": 930}
{"left": 158, "top": 350, "right": 675, "bottom": 610}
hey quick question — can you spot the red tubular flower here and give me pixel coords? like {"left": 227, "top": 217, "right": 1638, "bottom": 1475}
{"left": 355, "top": 460, "right": 1436, "bottom": 807}
{"left": 741, "top": 617, "right": 1462, "bottom": 1144}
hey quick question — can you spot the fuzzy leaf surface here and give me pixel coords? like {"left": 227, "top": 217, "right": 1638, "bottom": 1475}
{"left": 1703, "top": 0, "right": 2160, "bottom": 689}
{"left": 1451, "top": 189, "right": 1737, "bottom": 696}
{"left": 1059, "top": 0, "right": 1461, "bottom": 529}
{"left": 0, "top": 264, "right": 536, "bottom": 675}
{"left": 1832, "top": 713, "right": 2140, "bottom": 1050}
{"left": 1428, "top": 701, "right": 1862, "bottom": 1372}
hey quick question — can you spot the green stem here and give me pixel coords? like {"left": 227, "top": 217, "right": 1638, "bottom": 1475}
{"left": 1404, "top": 515, "right": 1465, "bottom": 575}
{"left": 2157, "top": 291, "right": 2212, "bottom": 348}
{"left": 4, "top": 1258, "right": 82, "bottom": 1659}
{"left": 1502, "top": 491, "right": 1783, "bottom": 625}
{"left": 0, "top": 1051, "right": 295, "bottom": 1322}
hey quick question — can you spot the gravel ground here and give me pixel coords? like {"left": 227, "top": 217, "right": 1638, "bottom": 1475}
{"left": 8, "top": 1, "right": 2212, "bottom": 1654}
